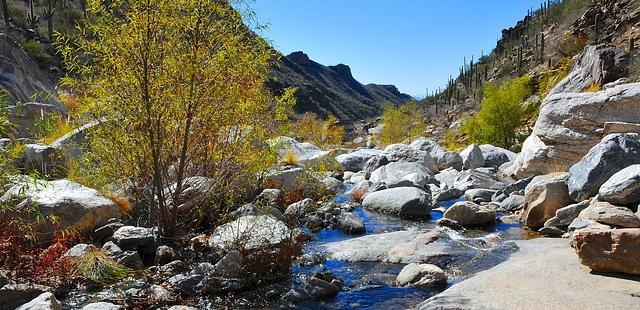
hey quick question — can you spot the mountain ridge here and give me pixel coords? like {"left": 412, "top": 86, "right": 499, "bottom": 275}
{"left": 267, "top": 51, "right": 411, "bottom": 121}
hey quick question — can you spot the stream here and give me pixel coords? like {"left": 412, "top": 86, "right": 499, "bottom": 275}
{"left": 288, "top": 187, "right": 538, "bottom": 309}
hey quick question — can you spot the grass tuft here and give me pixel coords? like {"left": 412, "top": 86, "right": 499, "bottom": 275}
{"left": 72, "top": 249, "right": 134, "bottom": 285}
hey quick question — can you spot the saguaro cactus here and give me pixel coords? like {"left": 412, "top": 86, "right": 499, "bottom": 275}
{"left": 42, "top": 0, "right": 55, "bottom": 40}
{"left": 26, "top": 0, "right": 39, "bottom": 29}
{"left": 540, "top": 33, "right": 545, "bottom": 63}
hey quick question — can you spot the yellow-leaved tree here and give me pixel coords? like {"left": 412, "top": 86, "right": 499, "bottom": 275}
{"left": 56, "top": 0, "right": 294, "bottom": 236}
{"left": 292, "top": 112, "right": 344, "bottom": 147}
{"left": 376, "top": 102, "right": 427, "bottom": 146}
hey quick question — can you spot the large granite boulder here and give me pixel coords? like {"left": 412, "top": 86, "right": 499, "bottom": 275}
{"left": 335, "top": 149, "right": 380, "bottom": 172}
{"left": 598, "top": 164, "right": 640, "bottom": 205}
{"left": 578, "top": 202, "right": 640, "bottom": 228}
{"left": 370, "top": 161, "right": 434, "bottom": 184}
{"left": 521, "top": 173, "right": 573, "bottom": 229}
{"left": 270, "top": 136, "right": 328, "bottom": 165}
{"left": 207, "top": 215, "right": 291, "bottom": 251}
{"left": 380, "top": 144, "right": 438, "bottom": 173}
{"left": 460, "top": 144, "right": 485, "bottom": 170}
{"left": 410, "top": 138, "right": 462, "bottom": 171}
{"left": 361, "top": 187, "right": 433, "bottom": 217}
{"left": 479, "top": 144, "right": 516, "bottom": 168}
{"left": 548, "top": 45, "right": 630, "bottom": 96}
{"left": 573, "top": 228, "right": 640, "bottom": 275}
{"left": 453, "top": 169, "right": 507, "bottom": 192}
{"left": 508, "top": 83, "right": 640, "bottom": 179}
{"left": 0, "top": 178, "right": 120, "bottom": 236}
{"left": 568, "top": 133, "right": 640, "bottom": 202}
{"left": 443, "top": 201, "right": 496, "bottom": 227}
{"left": 320, "top": 230, "right": 475, "bottom": 264}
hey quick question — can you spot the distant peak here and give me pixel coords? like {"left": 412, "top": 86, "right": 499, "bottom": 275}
{"left": 287, "top": 51, "right": 311, "bottom": 64}
{"left": 329, "top": 64, "right": 353, "bottom": 79}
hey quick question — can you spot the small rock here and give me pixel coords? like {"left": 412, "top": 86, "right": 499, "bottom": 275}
{"left": 62, "top": 244, "right": 96, "bottom": 259}
{"left": 16, "top": 292, "right": 61, "bottom": 310}
{"left": 284, "top": 198, "right": 317, "bottom": 220}
{"left": 396, "top": 263, "right": 447, "bottom": 287}
{"left": 81, "top": 302, "right": 122, "bottom": 310}
{"left": 112, "top": 226, "right": 159, "bottom": 256}
{"left": 255, "top": 188, "right": 283, "bottom": 206}
{"left": 213, "top": 250, "right": 243, "bottom": 278}
{"left": 167, "top": 274, "right": 205, "bottom": 296}
{"left": 500, "top": 194, "right": 525, "bottom": 212}
{"left": 464, "top": 188, "right": 497, "bottom": 204}
{"left": 362, "top": 187, "right": 433, "bottom": 217}
{"left": 538, "top": 226, "right": 564, "bottom": 237}
{"left": 301, "top": 276, "right": 338, "bottom": 299}
{"left": 190, "top": 234, "right": 208, "bottom": 252}
{"left": 337, "top": 212, "right": 365, "bottom": 234}
{"left": 544, "top": 201, "right": 590, "bottom": 229}
{"left": 444, "top": 201, "right": 496, "bottom": 227}
{"left": 155, "top": 246, "right": 177, "bottom": 265}
{"left": 114, "top": 251, "right": 144, "bottom": 270}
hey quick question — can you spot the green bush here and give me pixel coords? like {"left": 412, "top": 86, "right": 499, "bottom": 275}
{"left": 376, "top": 102, "right": 427, "bottom": 146}
{"left": 20, "top": 40, "right": 51, "bottom": 65}
{"left": 461, "top": 75, "right": 532, "bottom": 149}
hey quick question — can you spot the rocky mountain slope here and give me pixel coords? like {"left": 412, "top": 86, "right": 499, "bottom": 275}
{"left": 421, "top": 0, "right": 640, "bottom": 137}
{"left": 267, "top": 51, "right": 412, "bottom": 121}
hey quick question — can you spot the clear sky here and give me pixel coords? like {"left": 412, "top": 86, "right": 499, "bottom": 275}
{"left": 253, "top": 0, "right": 543, "bottom": 97}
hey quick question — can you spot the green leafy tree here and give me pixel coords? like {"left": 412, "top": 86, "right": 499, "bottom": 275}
{"left": 57, "top": 0, "right": 293, "bottom": 236}
{"left": 462, "top": 75, "right": 532, "bottom": 149}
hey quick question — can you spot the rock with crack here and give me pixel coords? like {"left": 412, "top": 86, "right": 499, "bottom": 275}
{"left": 508, "top": 83, "right": 640, "bottom": 179}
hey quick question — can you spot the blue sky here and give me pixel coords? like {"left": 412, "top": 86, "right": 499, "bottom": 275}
{"left": 252, "top": 0, "right": 543, "bottom": 97}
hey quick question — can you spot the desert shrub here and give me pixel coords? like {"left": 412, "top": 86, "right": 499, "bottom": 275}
{"left": 281, "top": 150, "right": 299, "bottom": 166}
{"left": 584, "top": 81, "right": 602, "bottom": 93}
{"left": 57, "top": 0, "right": 295, "bottom": 235}
{"left": 20, "top": 39, "right": 51, "bottom": 65}
{"left": 558, "top": 32, "right": 586, "bottom": 58}
{"left": 376, "top": 103, "right": 427, "bottom": 146}
{"left": 292, "top": 113, "right": 344, "bottom": 147}
{"left": 536, "top": 57, "right": 573, "bottom": 98}
{"left": 441, "top": 128, "right": 467, "bottom": 151}
{"left": 461, "top": 75, "right": 533, "bottom": 149}
{"left": 0, "top": 187, "right": 78, "bottom": 288}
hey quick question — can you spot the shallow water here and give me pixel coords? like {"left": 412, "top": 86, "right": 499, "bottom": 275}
{"left": 290, "top": 193, "right": 536, "bottom": 310}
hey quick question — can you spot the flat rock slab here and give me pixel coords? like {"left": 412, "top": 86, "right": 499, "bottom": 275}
{"left": 418, "top": 238, "right": 640, "bottom": 310}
